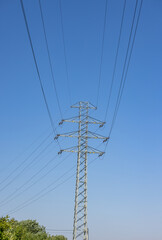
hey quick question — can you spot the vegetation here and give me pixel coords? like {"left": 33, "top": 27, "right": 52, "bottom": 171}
{"left": 0, "top": 216, "right": 67, "bottom": 240}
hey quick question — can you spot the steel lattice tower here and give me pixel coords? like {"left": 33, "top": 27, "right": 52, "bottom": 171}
{"left": 55, "top": 101, "right": 108, "bottom": 240}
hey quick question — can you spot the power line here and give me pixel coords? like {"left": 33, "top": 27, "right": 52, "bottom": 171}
{"left": 0, "top": 140, "right": 53, "bottom": 193}
{"left": 103, "top": 0, "right": 143, "bottom": 155}
{"left": 104, "top": 0, "right": 126, "bottom": 121}
{"left": 5, "top": 154, "right": 100, "bottom": 215}
{"left": 47, "top": 229, "right": 73, "bottom": 235}
{"left": 109, "top": 0, "right": 143, "bottom": 137}
{"left": 0, "top": 128, "right": 51, "bottom": 175}
{"left": 0, "top": 152, "right": 71, "bottom": 207}
{"left": 38, "top": 0, "right": 63, "bottom": 119}
{"left": 46, "top": 229, "right": 73, "bottom": 232}
{"left": 0, "top": 132, "right": 52, "bottom": 187}
{"left": 20, "top": 0, "right": 59, "bottom": 146}
{"left": 96, "top": 0, "right": 108, "bottom": 108}
{"left": 59, "top": 0, "right": 72, "bottom": 105}
{"left": 6, "top": 165, "right": 76, "bottom": 215}
{"left": 0, "top": 111, "right": 66, "bottom": 195}
{"left": 113, "top": 0, "right": 143, "bottom": 125}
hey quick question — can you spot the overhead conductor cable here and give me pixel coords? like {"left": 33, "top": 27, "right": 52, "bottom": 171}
{"left": 20, "top": 0, "right": 60, "bottom": 149}
{"left": 104, "top": 0, "right": 126, "bottom": 121}
{"left": 96, "top": 0, "right": 108, "bottom": 107}
{"left": 59, "top": 0, "right": 72, "bottom": 105}
{"left": 38, "top": 0, "right": 63, "bottom": 119}
{"left": 103, "top": 0, "right": 143, "bottom": 157}
{"left": 109, "top": 0, "right": 143, "bottom": 137}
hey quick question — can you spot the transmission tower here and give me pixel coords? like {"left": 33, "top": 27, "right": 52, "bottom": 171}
{"left": 55, "top": 101, "right": 108, "bottom": 240}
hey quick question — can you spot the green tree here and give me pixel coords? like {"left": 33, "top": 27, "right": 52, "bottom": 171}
{"left": 0, "top": 216, "right": 67, "bottom": 240}
{"left": 18, "top": 219, "right": 46, "bottom": 234}
{"left": 0, "top": 215, "right": 11, "bottom": 240}
{"left": 54, "top": 236, "right": 67, "bottom": 240}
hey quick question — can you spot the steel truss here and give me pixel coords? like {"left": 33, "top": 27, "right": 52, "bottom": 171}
{"left": 56, "top": 101, "right": 108, "bottom": 240}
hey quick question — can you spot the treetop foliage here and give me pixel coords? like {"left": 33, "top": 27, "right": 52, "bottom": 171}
{"left": 0, "top": 216, "right": 67, "bottom": 240}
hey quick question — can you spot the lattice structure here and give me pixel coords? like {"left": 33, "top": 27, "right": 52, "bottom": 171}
{"left": 55, "top": 101, "right": 108, "bottom": 240}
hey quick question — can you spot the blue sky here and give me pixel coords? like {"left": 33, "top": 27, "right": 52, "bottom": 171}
{"left": 0, "top": 0, "right": 162, "bottom": 239}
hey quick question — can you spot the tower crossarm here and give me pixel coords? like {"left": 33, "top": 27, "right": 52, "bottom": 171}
{"left": 88, "top": 116, "right": 105, "bottom": 127}
{"left": 59, "top": 116, "right": 79, "bottom": 125}
{"left": 55, "top": 131, "right": 109, "bottom": 142}
{"left": 58, "top": 146, "right": 78, "bottom": 155}
{"left": 87, "top": 146, "right": 105, "bottom": 156}
{"left": 59, "top": 115, "right": 105, "bottom": 127}
{"left": 59, "top": 146, "right": 104, "bottom": 157}
{"left": 71, "top": 101, "right": 96, "bottom": 110}
{"left": 54, "top": 131, "right": 79, "bottom": 139}
{"left": 87, "top": 131, "right": 109, "bottom": 141}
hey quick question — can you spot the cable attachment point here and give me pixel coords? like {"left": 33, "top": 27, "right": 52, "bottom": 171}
{"left": 58, "top": 150, "right": 63, "bottom": 155}
{"left": 103, "top": 137, "right": 109, "bottom": 143}
{"left": 54, "top": 134, "right": 60, "bottom": 140}
{"left": 59, "top": 120, "right": 64, "bottom": 125}
{"left": 99, "top": 122, "right": 106, "bottom": 128}
{"left": 99, "top": 152, "right": 104, "bottom": 157}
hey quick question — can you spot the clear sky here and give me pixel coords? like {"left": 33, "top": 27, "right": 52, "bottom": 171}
{"left": 0, "top": 0, "right": 162, "bottom": 240}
